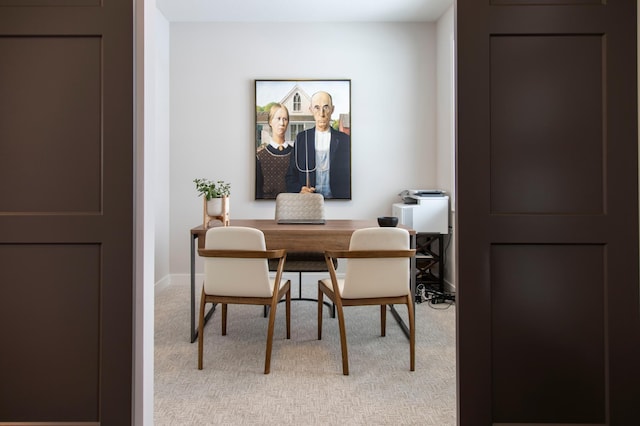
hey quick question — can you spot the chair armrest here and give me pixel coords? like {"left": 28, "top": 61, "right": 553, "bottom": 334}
{"left": 324, "top": 249, "right": 416, "bottom": 259}
{"left": 198, "top": 248, "right": 286, "bottom": 259}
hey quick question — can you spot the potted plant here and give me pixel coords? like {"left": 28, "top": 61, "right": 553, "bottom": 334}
{"left": 194, "top": 178, "right": 231, "bottom": 226}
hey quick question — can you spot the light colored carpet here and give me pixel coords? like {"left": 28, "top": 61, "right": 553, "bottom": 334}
{"left": 154, "top": 280, "right": 457, "bottom": 425}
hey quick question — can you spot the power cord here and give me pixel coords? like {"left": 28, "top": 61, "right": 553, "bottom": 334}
{"left": 416, "top": 283, "right": 456, "bottom": 308}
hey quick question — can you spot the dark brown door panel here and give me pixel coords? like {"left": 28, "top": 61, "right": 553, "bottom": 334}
{"left": 0, "top": 1, "right": 133, "bottom": 424}
{"left": 457, "top": 1, "right": 639, "bottom": 424}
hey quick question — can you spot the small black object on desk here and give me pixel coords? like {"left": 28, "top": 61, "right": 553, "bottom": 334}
{"left": 377, "top": 216, "right": 399, "bottom": 227}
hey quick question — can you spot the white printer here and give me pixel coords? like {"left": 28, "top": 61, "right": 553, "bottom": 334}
{"left": 392, "top": 190, "right": 449, "bottom": 234}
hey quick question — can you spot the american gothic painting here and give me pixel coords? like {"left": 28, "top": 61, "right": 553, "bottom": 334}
{"left": 255, "top": 79, "right": 351, "bottom": 200}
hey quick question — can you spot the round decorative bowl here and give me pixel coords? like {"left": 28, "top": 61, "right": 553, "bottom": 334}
{"left": 377, "top": 216, "right": 399, "bottom": 227}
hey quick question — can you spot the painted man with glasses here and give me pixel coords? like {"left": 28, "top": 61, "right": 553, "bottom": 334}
{"left": 285, "top": 91, "right": 351, "bottom": 199}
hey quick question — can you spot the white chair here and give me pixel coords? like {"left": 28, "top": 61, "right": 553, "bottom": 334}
{"left": 275, "top": 192, "right": 326, "bottom": 224}
{"left": 269, "top": 193, "right": 336, "bottom": 315}
{"left": 197, "top": 226, "right": 291, "bottom": 374}
{"left": 317, "top": 227, "right": 416, "bottom": 375}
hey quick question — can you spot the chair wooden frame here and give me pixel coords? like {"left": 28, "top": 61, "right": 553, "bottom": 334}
{"left": 318, "top": 249, "right": 416, "bottom": 375}
{"left": 198, "top": 247, "right": 291, "bottom": 374}
{"left": 267, "top": 192, "right": 335, "bottom": 316}
{"left": 266, "top": 252, "right": 336, "bottom": 317}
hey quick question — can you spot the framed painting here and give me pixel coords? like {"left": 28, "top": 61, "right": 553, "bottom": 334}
{"left": 255, "top": 79, "right": 351, "bottom": 200}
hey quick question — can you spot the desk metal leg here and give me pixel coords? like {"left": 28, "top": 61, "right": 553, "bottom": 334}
{"left": 389, "top": 305, "right": 410, "bottom": 338}
{"left": 388, "top": 232, "right": 416, "bottom": 340}
{"left": 191, "top": 232, "right": 215, "bottom": 343}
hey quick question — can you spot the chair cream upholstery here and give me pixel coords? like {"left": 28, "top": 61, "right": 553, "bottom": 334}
{"left": 274, "top": 192, "right": 326, "bottom": 222}
{"left": 198, "top": 226, "right": 291, "bottom": 374}
{"left": 270, "top": 193, "right": 336, "bottom": 315}
{"left": 317, "top": 227, "right": 416, "bottom": 375}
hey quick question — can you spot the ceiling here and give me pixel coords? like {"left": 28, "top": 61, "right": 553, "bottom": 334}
{"left": 155, "top": 0, "right": 453, "bottom": 23}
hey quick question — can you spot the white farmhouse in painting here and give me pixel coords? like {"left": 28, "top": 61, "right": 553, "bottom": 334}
{"left": 256, "top": 84, "right": 350, "bottom": 149}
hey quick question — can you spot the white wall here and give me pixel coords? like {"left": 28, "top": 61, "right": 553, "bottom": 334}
{"left": 436, "top": 6, "right": 455, "bottom": 199}
{"left": 136, "top": 1, "right": 170, "bottom": 424}
{"left": 436, "top": 5, "right": 456, "bottom": 290}
{"left": 153, "top": 9, "right": 171, "bottom": 286}
{"left": 168, "top": 22, "right": 442, "bottom": 277}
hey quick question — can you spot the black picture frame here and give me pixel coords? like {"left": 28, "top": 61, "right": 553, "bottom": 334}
{"left": 255, "top": 79, "right": 351, "bottom": 200}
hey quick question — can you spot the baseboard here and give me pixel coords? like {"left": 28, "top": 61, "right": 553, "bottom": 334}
{"left": 154, "top": 274, "right": 172, "bottom": 292}
{"left": 162, "top": 273, "right": 193, "bottom": 288}
{"left": 158, "top": 272, "right": 346, "bottom": 290}
{"left": 159, "top": 273, "right": 449, "bottom": 292}
{"left": 443, "top": 279, "right": 456, "bottom": 294}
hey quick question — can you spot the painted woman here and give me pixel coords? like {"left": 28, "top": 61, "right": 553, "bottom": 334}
{"left": 256, "top": 103, "right": 293, "bottom": 199}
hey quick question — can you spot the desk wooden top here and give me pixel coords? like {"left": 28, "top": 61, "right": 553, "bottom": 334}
{"left": 191, "top": 219, "right": 414, "bottom": 251}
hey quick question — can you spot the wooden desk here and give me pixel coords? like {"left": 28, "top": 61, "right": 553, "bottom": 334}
{"left": 189, "top": 220, "right": 416, "bottom": 343}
